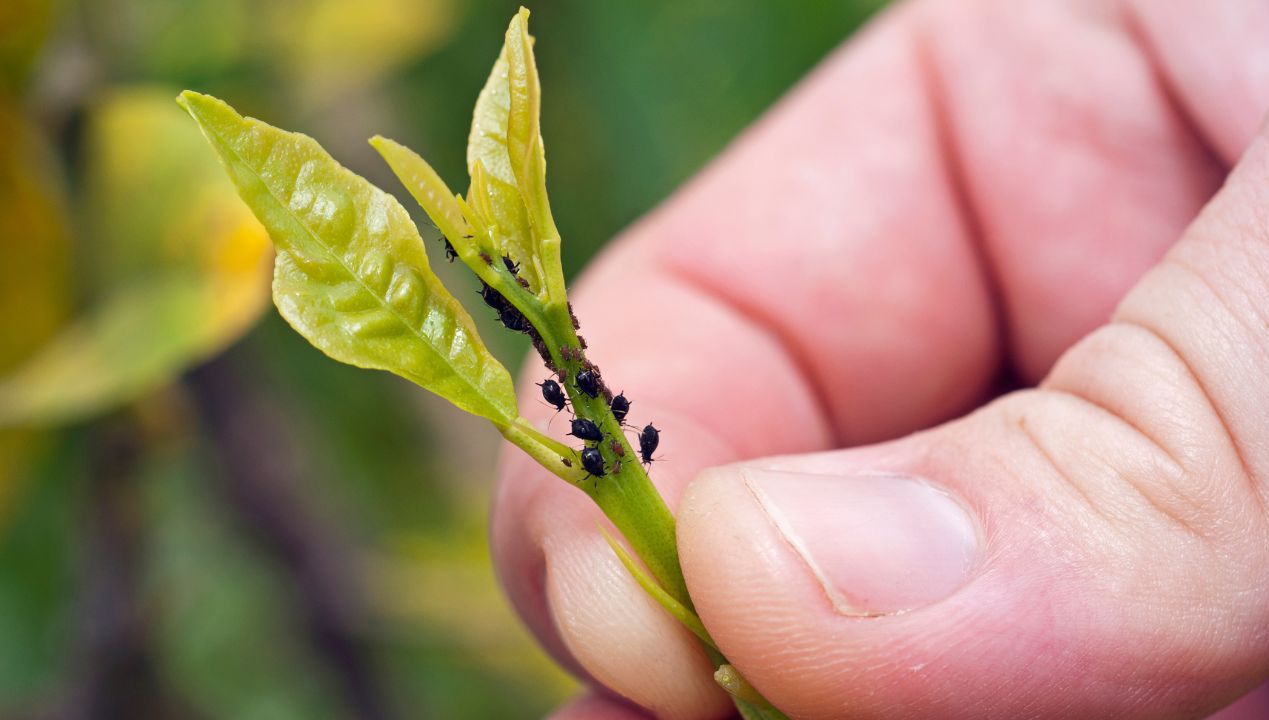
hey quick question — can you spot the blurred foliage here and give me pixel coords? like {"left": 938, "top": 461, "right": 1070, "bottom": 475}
{"left": 0, "top": 89, "right": 271, "bottom": 429}
{"left": 0, "top": 0, "right": 885, "bottom": 718}
{"left": 0, "top": 0, "right": 55, "bottom": 94}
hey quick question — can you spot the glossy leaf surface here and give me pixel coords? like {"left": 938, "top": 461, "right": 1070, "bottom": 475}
{"left": 179, "top": 91, "right": 518, "bottom": 425}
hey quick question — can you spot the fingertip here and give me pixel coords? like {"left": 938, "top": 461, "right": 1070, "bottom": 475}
{"left": 543, "top": 525, "right": 731, "bottom": 719}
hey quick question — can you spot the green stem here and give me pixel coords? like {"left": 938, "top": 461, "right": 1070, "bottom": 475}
{"left": 500, "top": 418, "right": 585, "bottom": 486}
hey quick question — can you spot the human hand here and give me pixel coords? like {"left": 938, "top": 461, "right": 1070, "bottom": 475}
{"left": 492, "top": 1, "right": 1269, "bottom": 717}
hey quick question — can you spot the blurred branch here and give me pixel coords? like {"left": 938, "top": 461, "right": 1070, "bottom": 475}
{"left": 64, "top": 417, "right": 196, "bottom": 720}
{"left": 187, "top": 356, "right": 397, "bottom": 720}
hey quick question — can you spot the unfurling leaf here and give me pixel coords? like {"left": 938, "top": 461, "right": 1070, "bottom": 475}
{"left": 179, "top": 91, "right": 518, "bottom": 425}
{"left": 369, "top": 135, "right": 469, "bottom": 246}
{"left": 467, "top": 7, "right": 564, "bottom": 303}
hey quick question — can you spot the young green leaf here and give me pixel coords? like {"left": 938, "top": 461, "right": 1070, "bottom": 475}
{"left": 368, "top": 135, "right": 469, "bottom": 248}
{"left": 468, "top": 7, "right": 564, "bottom": 304}
{"left": 370, "top": 136, "right": 544, "bottom": 296}
{"left": 502, "top": 7, "right": 551, "bottom": 231}
{"left": 179, "top": 91, "right": 518, "bottom": 426}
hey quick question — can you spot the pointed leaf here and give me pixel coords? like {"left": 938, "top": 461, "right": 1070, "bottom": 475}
{"left": 369, "top": 135, "right": 469, "bottom": 245}
{"left": 503, "top": 7, "right": 539, "bottom": 188}
{"left": 467, "top": 8, "right": 563, "bottom": 301}
{"left": 502, "top": 7, "right": 553, "bottom": 232}
{"left": 179, "top": 91, "right": 517, "bottom": 425}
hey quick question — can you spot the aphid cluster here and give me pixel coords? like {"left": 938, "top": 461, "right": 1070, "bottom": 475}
{"left": 435, "top": 230, "right": 661, "bottom": 485}
{"left": 538, "top": 369, "right": 659, "bottom": 482}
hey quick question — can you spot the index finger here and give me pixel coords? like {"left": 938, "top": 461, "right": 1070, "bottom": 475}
{"left": 493, "top": 11, "right": 997, "bottom": 714}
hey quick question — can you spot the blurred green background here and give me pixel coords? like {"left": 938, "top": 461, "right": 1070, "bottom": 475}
{"left": 0, "top": 1, "right": 884, "bottom": 717}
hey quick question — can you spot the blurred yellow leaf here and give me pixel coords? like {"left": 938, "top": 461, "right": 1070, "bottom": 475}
{"left": 0, "top": 0, "right": 56, "bottom": 94}
{"left": 85, "top": 88, "right": 270, "bottom": 292}
{"left": 0, "top": 88, "right": 271, "bottom": 429}
{"left": 0, "top": 104, "right": 72, "bottom": 369}
{"left": 0, "top": 101, "right": 72, "bottom": 522}
{"left": 271, "top": 0, "right": 455, "bottom": 102}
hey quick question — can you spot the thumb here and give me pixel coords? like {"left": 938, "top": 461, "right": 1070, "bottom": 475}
{"left": 678, "top": 120, "right": 1269, "bottom": 719}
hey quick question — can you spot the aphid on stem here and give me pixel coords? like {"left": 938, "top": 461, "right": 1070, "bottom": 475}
{"left": 576, "top": 368, "right": 600, "bottom": 398}
{"left": 638, "top": 423, "right": 659, "bottom": 466}
{"left": 610, "top": 393, "right": 630, "bottom": 424}
{"left": 568, "top": 418, "right": 603, "bottom": 442}
{"left": 580, "top": 446, "right": 606, "bottom": 478}
{"left": 538, "top": 379, "right": 567, "bottom": 412}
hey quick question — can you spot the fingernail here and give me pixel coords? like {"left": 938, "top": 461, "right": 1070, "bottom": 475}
{"left": 744, "top": 469, "right": 979, "bottom": 616}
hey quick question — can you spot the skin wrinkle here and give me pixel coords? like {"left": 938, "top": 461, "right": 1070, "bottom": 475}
{"left": 1042, "top": 368, "right": 1187, "bottom": 473}
{"left": 907, "top": 10, "right": 1009, "bottom": 384}
{"left": 1166, "top": 250, "right": 1269, "bottom": 374}
{"left": 915, "top": 0, "right": 1224, "bottom": 382}
{"left": 655, "top": 260, "right": 838, "bottom": 448}
{"left": 1123, "top": 0, "right": 1269, "bottom": 165}
{"left": 1118, "top": 0, "right": 1225, "bottom": 171}
{"left": 1109, "top": 312, "right": 1265, "bottom": 515}
{"left": 1013, "top": 412, "right": 1119, "bottom": 532}
{"left": 1040, "top": 382, "right": 1213, "bottom": 541}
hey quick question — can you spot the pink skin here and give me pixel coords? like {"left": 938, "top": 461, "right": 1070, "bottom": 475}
{"left": 492, "top": 0, "right": 1269, "bottom": 717}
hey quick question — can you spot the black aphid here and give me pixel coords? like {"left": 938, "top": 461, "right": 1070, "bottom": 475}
{"left": 479, "top": 283, "right": 506, "bottom": 311}
{"left": 538, "top": 379, "right": 567, "bottom": 412}
{"left": 480, "top": 283, "right": 529, "bottom": 332}
{"left": 498, "top": 306, "right": 530, "bottom": 333}
{"left": 502, "top": 255, "right": 520, "bottom": 274}
{"left": 568, "top": 418, "right": 602, "bottom": 442}
{"left": 576, "top": 368, "right": 600, "bottom": 398}
{"left": 442, "top": 238, "right": 458, "bottom": 262}
{"left": 560, "top": 457, "right": 572, "bottom": 468}
{"left": 638, "top": 424, "right": 659, "bottom": 465}
{"left": 580, "top": 446, "right": 606, "bottom": 478}
{"left": 610, "top": 393, "right": 630, "bottom": 423}
{"left": 479, "top": 251, "right": 494, "bottom": 265}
